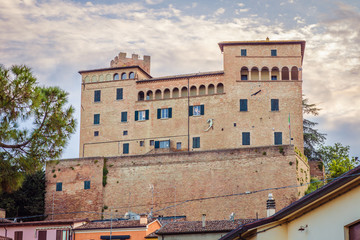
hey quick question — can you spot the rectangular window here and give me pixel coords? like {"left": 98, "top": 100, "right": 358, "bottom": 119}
{"left": 155, "top": 140, "right": 170, "bottom": 149}
{"left": 121, "top": 111, "right": 127, "bottom": 122}
{"left": 176, "top": 142, "right": 181, "bottom": 150}
{"left": 271, "top": 75, "right": 277, "bottom": 80}
{"left": 241, "top": 75, "right": 248, "bottom": 80}
{"left": 56, "top": 230, "right": 69, "bottom": 240}
{"left": 240, "top": 99, "right": 248, "bottom": 112}
{"left": 38, "top": 230, "right": 47, "bottom": 240}
{"left": 94, "top": 90, "right": 101, "bottom": 102}
{"left": 56, "top": 182, "right": 62, "bottom": 192}
{"left": 271, "top": 49, "right": 277, "bottom": 56}
{"left": 135, "top": 110, "right": 149, "bottom": 121}
{"left": 157, "top": 108, "right": 173, "bottom": 119}
{"left": 140, "top": 141, "right": 144, "bottom": 147}
{"left": 274, "top": 132, "right": 282, "bottom": 145}
{"left": 242, "top": 132, "right": 250, "bottom": 145}
{"left": 116, "top": 88, "right": 123, "bottom": 100}
{"left": 189, "top": 105, "right": 204, "bottom": 116}
{"left": 84, "top": 180, "right": 90, "bottom": 190}
{"left": 349, "top": 222, "right": 360, "bottom": 240}
{"left": 241, "top": 49, "right": 247, "bottom": 56}
{"left": 123, "top": 143, "right": 129, "bottom": 154}
{"left": 150, "top": 140, "right": 154, "bottom": 146}
{"left": 94, "top": 131, "right": 99, "bottom": 137}
{"left": 94, "top": 114, "right": 100, "bottom": 125}
{"left": 14, "top": 231, "right": 23, "bottom": 240}
{"left": 123, "top": 130, "right": 128, "bottom": 136}
{"left": 192, "top": 137, "right": 200, "bottom": 148}
{"left": 271, "top": 99, "right": 279, "bottom": 111}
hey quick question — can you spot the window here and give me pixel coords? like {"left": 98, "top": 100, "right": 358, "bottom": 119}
{"left": 94, "top": 90, "right": 101, "bottom": 102}
{"left": 242, "top": 132, "right": 250, "bottom": 145}
{"left": 241, "top": 75, "right": 248, "bottom": 80}
{"left": 116, "top": 88, "right": 123, "bottom": 100}
{"left": 274, "top": 132, "right": 282, "bottom": 145}
{"left": 121, "top": 112, "right": 127, "bottom": 122}
{"left": 14, "top": 231, "right": 23, "bottom": 240}
{"left": 113, "top": 73, "right": 119, "bottom": 80}
{"left": 271, "top": 99, "right": 279, "bottom": 111}
{"left": 240, "top": 99, "right": 248, "bottom": 112}
{"left": 150, "top": 140, "right": 154, "bottom": 146}
{"left": 349, "top": 221, "right": 360, "bottom": 240}
{"left": 135, "top": 110, "right": 149, "bottom": 121}
{"left": 84, "top": 180, "right": 90, "bottom": 190}
{"left": 94, "top": 114, "right": 100, "bottom": 125}
{"left": 123, "top": 143, "right": 129, "bottom": 154}
{"left": 38, "top": 231, "right": 47, "bottom": 240}
{"left": 189, "top": 105, "right": 204, "bottom": 116}
{"left": 129, "top": 72, "right": 135, "bottom": 79}
{"left": 94, "top": 131, "right": 99, "bottom": 137}
{"left": 176, "top": 142, "right": 181, "bottom": 150}
{"left": 123, "top": 130, "right": 128, "bottom": 136}
{"left": 155, "top": 140, "right": 170, "bottom": 149}
{"left": 121, "top": 73, "right": 127, "bottom": 80}
{"left": 140, "top": 141, "right": 144, "bottom": 147}
{"left": 271, "top": 75, "right": 277, "bottom": 80}
{"left": 157, "top": 108, "right": 172, "bottom": 119}
{"left": 241, "top": 49, "right": 247, "bottom": 56}
{"left": 56, "top": 182, "right": 62, "bottom": 191}
{"left": 193, "top": 137, "right": 200, "bottom": 148}
{"left": 56, "top": 230, "right": 70, "bottom": 240}
{"left": 271, "top": 49, "right": 277, "bottom": 56}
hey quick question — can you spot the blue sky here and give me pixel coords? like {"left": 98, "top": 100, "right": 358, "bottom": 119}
{"left": 1, "top": 0, "right": 359, "bottom": 158}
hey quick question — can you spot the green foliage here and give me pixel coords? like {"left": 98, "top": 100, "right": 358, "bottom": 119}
{"left": 0, "top": 170, "right": 45, "bottom": 221}
{"left": 305, "top": 177, "right": 325, "bottom": 195}
{"left": 318, "top": 143, "right": 359, "bottom": 179}
{"left": 0, "top": 65, "right": 76, "bottom": 193}
{"left": 103, "top": 159, "right": 108, "bottom": 187}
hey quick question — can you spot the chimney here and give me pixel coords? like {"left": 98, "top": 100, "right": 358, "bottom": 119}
{"left": 0, "top": 208, "right": 5, "bottom": 219}
{"left": 202, "top": 214, "right": 206, "bottom": 228}
{"left": 140, "top": 214, "right": 148, "bottom": 225}
{"left": 266, "top": 193, "right": 276, "bottom": 217}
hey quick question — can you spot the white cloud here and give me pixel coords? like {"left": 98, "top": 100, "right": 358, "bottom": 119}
{"left": 214, "top": 7, "right": 225, "bottom": 16}
{"left": 238, "top": 3, "right": 245, "bottom": 7}
{"left": 145, "top": 0, "right": 164, "bottom": 5}
{"left": 294, "top": 16, "right": 305, "bottom": 24}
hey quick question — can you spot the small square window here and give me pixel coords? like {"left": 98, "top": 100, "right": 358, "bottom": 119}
{"left": 241, "top": 49, "right": 247, "bottom": 56}
{"left": 271, "top": 49, "right": 277, "bottom": 56}
{"left": 135, "top": 110, "right": 149, "bottom": 121}
{"left": 176, "top": 142, "right": 181, "bottom": 150}
{"left": 271, "top": 75, "right": 277, "bottom": 80}
{"left": 56, "top": 182, "right": 62, "bottom": 191}
{"left": 123, "top": 130, "right": 128, "bottom": 136}
{"left": 193, "top": 137, "right": 200, "bottom": 149}
{"left": 241, "top": 75, "right": 248, "bottom": 80}
{"left": 189, "top": 105, "right": 204, "bottom": 116}
{"left": 150, "top": 140, "right": 154, "bottom": 146}
{"left": 140, "top": 141, "right": 144, "bottom": 147}
{"left": 84, "top": 180, "right": 90, "bottom": 190}
{"left": 94, "top": 90, "right": 101, "bottom": 102}
{"left": 94, "top": 114, "right": 100, "bottom": 125}
{"left": 94, "top": 131, "right": 99, "bottom": 137}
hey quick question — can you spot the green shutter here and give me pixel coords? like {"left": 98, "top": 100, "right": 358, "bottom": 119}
{"left": 242, "top": 132, "right": 250, "bottom": 145}
{"left": 240, "top": 99, "right": 248, "bottom": 111}
{"left": 157, "top": 109, "right": 161, "bottom": 119}
{"left": 274, "top": 132, "right": 282, "bottom": 145}
{"left": 121, "top": 112, "right": 127, "bottom": 122}
{"left": 135, "top": 111, "right": 138, "bottom": 121}
{"left": 123, "top": 143, "right": 129, "bottom": 154}
{"left": 155, "top": 141, "right": 160, "bottom": 149}
{"left": 168, "top": 108, "right": 172, "bottom": 118}
{"left": 145, "top": 110, "right": 149, "bottom": 120}
{"left": 200, "top": 105, "right": 205, "bottom": 115}
{"left": 189, "top": 106, "right": 193, "bottom": 116}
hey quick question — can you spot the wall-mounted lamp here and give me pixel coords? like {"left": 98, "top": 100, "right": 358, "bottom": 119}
{"left": 298, "top": 224, "right": 308, "bottom": 232}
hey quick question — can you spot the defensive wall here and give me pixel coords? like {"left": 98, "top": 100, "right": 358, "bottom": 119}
{"left": 45, "top": 145, "right": 309, "bottom": 221}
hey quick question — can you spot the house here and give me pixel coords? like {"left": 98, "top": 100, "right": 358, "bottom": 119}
{"left": 73, "top": 216, "right": 161, "bottom": 240}
{"left": 0, "top": 219, "right": 87, "bottom": 240}
{"left": 220, "top": 164, "right": 360, "bottom": 240}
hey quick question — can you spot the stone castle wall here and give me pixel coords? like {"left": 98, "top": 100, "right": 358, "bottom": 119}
{"left": 45, "top": 145, "right": 309, "bottom": 221}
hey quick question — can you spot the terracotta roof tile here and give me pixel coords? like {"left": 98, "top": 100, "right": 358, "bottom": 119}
{"left": 75, "top": 220, "right": 146, "bottom": 230}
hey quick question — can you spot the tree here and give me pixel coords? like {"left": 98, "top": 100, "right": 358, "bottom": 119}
{"left": 302, "top": 96, "right": 326, "bottom": 160}
{"left": 0, "top": 170, "right": 45, "bottom": 221}
{"left": 318, "top": 143, "right": 359, "bottom": 179}
{"left": 0, "top": 65, "right": 76, "bottom": 193}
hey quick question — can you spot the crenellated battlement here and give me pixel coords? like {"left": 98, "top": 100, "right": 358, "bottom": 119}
{"left": 110, "top": 52, "right": 151, "bottom": 74}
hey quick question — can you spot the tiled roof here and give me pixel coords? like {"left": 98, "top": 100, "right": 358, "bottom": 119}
{"left": 145, "top": 231, "right": 158, "bottom": 238}
{"left": 0, "top": 236, "right": 12, "bottom": 240}
{"left": 0, "top": 219, "right": 87, "bottom": 227}
{"left": 74, "top": 220, "right": 146, "bottom": 230}
{"left": 156, "top": 219, "right": 255, "bottom": 235}
{"left": 136, "top": 70, "right": 224, "bottom": 83}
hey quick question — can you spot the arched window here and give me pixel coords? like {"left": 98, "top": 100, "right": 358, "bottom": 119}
{"left": 181, "top": 87, "right": 188, "bottom": 97}
{"left": 261, "top": 67, "right": 269, "bottom": 80}
{"left": 199, "top": 85, "right": 206, "bottom": 95}
{"left": 291, "top": 66, "right": 299, "bottom": 80}
{"left": 99, "top": 75, "right": 104, "bottom": 82}
{"left": 155, "top": 89, "right": 162, "bottom": 100}
{"left": 129, "top": 72, "right": 135, "bottom": 79}
{"left": 138, "top": 91, "right": 145, "bottom": 101}
{"left": 208, "top": 84, "right": 215, "bottom": 94}
{"left": 164, "top": 89, "right": 170, "bottom": 99}
{"left": 113, "top": 73, "right": 119, "bottom": 80}
{"left": 91, "top": 75, "right": 97, "bottom": 82}
{"left": 121, "top": 73, "right": 127, "bottom": 80}
{"left": 190, "top": 86, "right": 197, "bottom": 96}
{"left": 251, "top": 67, "right": 259, "bottom": 80}
{"left": 84, "top": 76, "right": 90, "bottom": 83}
{"left": 281, "top": 67, "right": 289, "bottom": 80}
{"left": 106, "top": 74, "right": 111, "bottom": 81}
{"left": 172, "top": 88, "right": 179, "bottom": 98}
{"left": 217, "top": 83, "right": 224, "bottom": 93}
{"left": 240, "top": 67, "right": 249, "bottom": 80}
{"left": 271, "top": 67, "right": 279, "bottom": 80}
{"left": 146, "top": 90, "right": 153, "bottom": 100}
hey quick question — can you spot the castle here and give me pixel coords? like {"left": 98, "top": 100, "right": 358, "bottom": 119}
{"left": 45, "top": 39, "right": 310, "bottom": 221}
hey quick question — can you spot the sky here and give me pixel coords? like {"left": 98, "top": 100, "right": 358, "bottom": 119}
{"left": 1, "top": 0, "right": 359, "bottom": 159}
